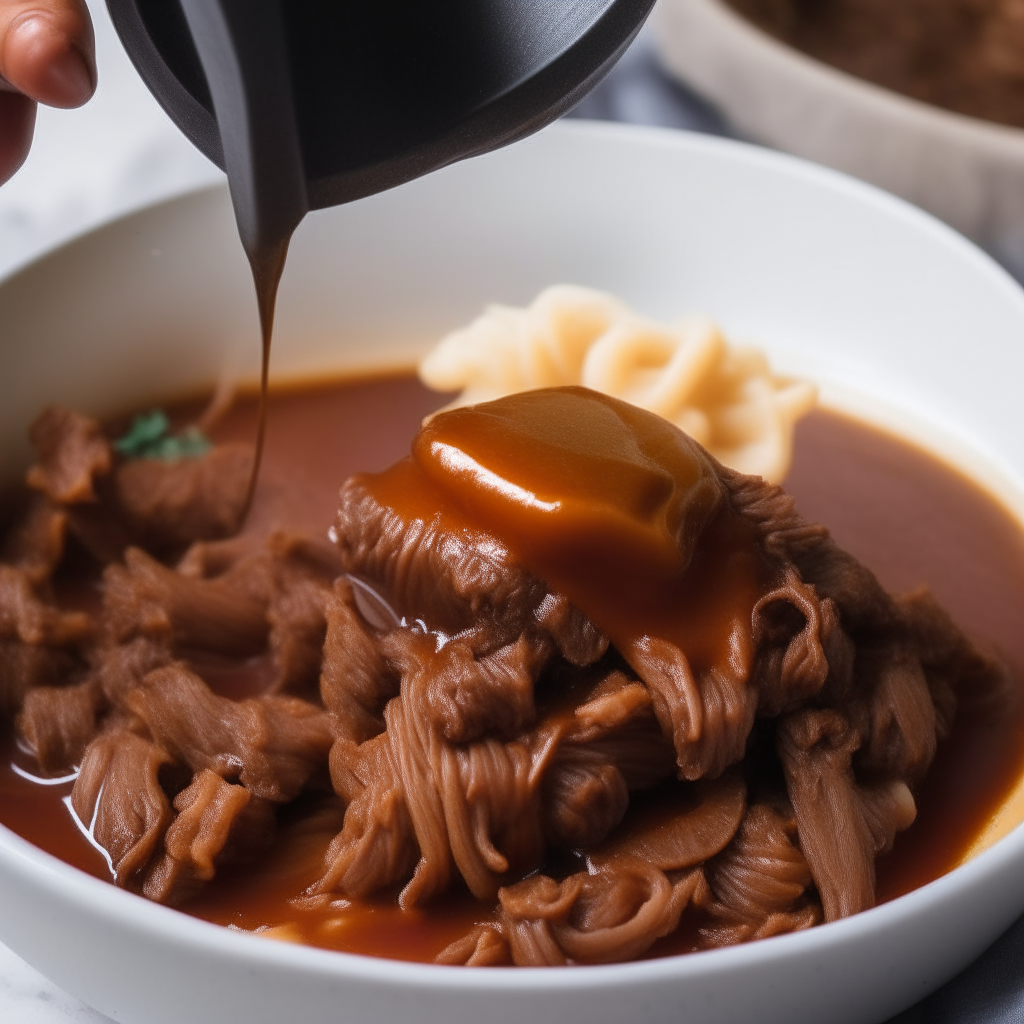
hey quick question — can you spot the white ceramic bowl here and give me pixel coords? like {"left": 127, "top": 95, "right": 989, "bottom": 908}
{"left": 3, "top": 121, "right": 1024, "bottom": 1024}
{"left": 652, "top": 0, "right": 1024, "bottom": 277}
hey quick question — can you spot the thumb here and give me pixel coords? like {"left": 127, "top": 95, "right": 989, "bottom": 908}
{"left": 0, "top": 1, "right": 95, "bottom": 108}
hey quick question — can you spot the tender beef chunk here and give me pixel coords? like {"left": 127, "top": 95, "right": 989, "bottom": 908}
{"left": 751, "top": 568, "right": 845, "bottom": 716}
{"left": 17, "top": 678, "right": 105, "bottom": 775}
{"left": 143, "top": 769, "right": 276, "bottom": 905}
{"left": 103, "top": 547, "right": 268, "bottom": 655}
{"left": 446, "top": 861, "right": 702, "bottom": 967}
{"left": 853, "top": 641, "right": 938, "bottom": 782}
{"left": 113, "top": 443, "right": 253, "bottom": 552}
{"left": 542, "top": 674, "right": 676, "bottom": 849}
{"left": 776, "top": 709, "right": 879, "bottom": 922}
{"left": 624, "top": 628, "right": 759, "bottom": 781}
{"left": 560, "top": 673, "right": 677, "bottom": 790}
{"left": 336, "top": 474, "right": 607, "bottom": 662}
{"left": 124, "top": 664, "right": 332, "bottom": 802}
{"left": 0, "top": 496, "right": 68, "bottom": 586}
{"left": 0, "top": 640, "right": 77, "bottom": 717}
{"left": 698, "top": 802, "right": 821, "bottom": 947}
{"left": 0, "top": 565, "right": 94, "bottom": 648}
{"left": 71, "top": 730, "right": 173, "bottom": 890}
{"left": 263, "top": 533, "right": 343, "bottom": 696}
{"left": 316, "top": 733, "right": 419, "bottom": 899}
{"left": 320, "top": 578, "right": 398, "bottom": 742}
{"left": 26, "top": 407, "right": 111, "bottom": 505}
{"left": 91, "top": 636, "right": 173, "bottom": 704}
{"left": 173, "top": 531, "right": 341, "bottom": 696}
{"left": 380, "top": 627, "right": 547, "bottom": 744}
{"left": 542, "top": 744, "right": 630, "bottom": 851}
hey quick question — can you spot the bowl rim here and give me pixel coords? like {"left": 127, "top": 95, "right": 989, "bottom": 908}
{"left": 657, "top": 0, "right": 1024, "bottom": 152}
{"left": 3, "top": 804, "right": 1024, "bottom": 990}
{"left": 2, "top": 118, "right": 1024, "bottom": 991}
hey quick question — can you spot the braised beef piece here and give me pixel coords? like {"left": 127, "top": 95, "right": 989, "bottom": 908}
{"left": 335, "top": 474, "right": 608, "bottom": 663}
{"left": 0, "top": 408, "right": 336, "bottom": 906}
{"left": 22, "top": 406, "right": 257, "bottom": 563}
{"left": 26, "top": 407, "right": 112, "bottom": 506}
{"left": 114, "top": 444, "right": 252, "bottom": 551}
{"left": 314, "top": 397, "right": 1004, "bottom": 964}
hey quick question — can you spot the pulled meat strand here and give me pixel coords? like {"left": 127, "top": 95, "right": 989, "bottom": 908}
{"left": 124, "top": 664, "right": 332, "bottom": 803}
{"left": 71, "top": 730, "right": 173, "bottom": 890}
{"left": 26, "top": 407, "right": 111, "bottom": 506}
{"left": 697, "top": 802, "right": 821, "bottom": 947}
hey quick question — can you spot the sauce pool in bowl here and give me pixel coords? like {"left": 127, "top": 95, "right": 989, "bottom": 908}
{"left": 2, "top": 371, "right": 1022, "bottom": 961}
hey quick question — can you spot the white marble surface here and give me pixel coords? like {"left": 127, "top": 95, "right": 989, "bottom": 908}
{"left": 0, "top": 942, "right": 111, "bottom": 1024}
{"left": 0, "top": 2, "right": 217, "bottom": 1019}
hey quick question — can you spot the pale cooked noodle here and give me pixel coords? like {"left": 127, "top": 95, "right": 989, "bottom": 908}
{"left": 418, "top": 285, "right": 816, "bottom": 483}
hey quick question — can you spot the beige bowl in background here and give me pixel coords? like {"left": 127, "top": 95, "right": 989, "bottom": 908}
{"left": 652, "top": 0, "right": 1024, "bottom": 276}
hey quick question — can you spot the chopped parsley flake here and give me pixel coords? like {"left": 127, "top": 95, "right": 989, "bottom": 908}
{"left": 115, "top": 410, "right": 212, "bottom": 461}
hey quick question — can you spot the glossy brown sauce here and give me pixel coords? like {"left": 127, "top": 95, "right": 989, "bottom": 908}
{"left": 237, "top": 234, "right": 291, "bottom": 530}
{"left": 2, "top": 375, "right": 1024, "bottom": 961}
{"left": 368, "top": 388, "right": 769, "bottom": 670}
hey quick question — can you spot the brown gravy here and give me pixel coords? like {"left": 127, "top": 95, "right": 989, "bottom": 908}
{"left": 726, "top": 0, "right": 1024, "bottom": 130}
{"left": 2, "top": 374, "right": 1023, "bottom": 961}
{"left": 368, "top": 387, "right": 767, "bottom": 670}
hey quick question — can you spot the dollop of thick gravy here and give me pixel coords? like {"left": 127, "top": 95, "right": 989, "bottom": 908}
{"left": 1, "top": 376, "right": 1022, "bottom": 963}
{"left": 365, "top": 387, "right": 765, "bottom": 670}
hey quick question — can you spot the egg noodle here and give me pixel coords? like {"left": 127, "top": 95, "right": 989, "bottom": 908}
{"left": 418, "top": 285, "right": 816, "bottom": 483}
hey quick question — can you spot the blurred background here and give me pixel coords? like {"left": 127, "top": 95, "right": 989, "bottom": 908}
{"left": 8, "top": 0, "right": 1024, "bottom": 279}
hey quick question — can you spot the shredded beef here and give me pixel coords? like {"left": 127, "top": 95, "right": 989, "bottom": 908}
{"left": 0, "top": 395, "right": 1008, "bottom": 962}
{"left": 26, "top": 407, "right": 112, "bottom": 505}
{"left": 0, "top": 640, "right": 78, "bottom": 717}
{"left": 71, "top": 730, "right": 173, "bottom": 890}
{"left": 143, "top": 769, "right": 275, "bottom": 905}
{"left": 0, "top": 565, "right": 94, "bottom": 648}
{"left": 125, "top": 664, "right": 332, "bottom": 802}
{"left": 697, "top": 801, "right": 820, "bottom": 947}
{"left": 18, "top": 678, "right": 105, "bottom": 775}
{"left": 114, "top": 444, "right": 252, "bottom": 551}
{"left": 0, "top": 496, "right": 68, "bottom": 585}
{"left": 315, "top": 421, "right": 1003, "bottom": 962}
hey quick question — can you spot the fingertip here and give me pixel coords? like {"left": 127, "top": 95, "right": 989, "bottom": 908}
{"left": 0, "top": 90, "right": 36, "bottom": 184}
{"left": 41, "top": 38, "right": 93, "bottom": 107}
{"left": 4, "top": 12, "right": 96, "bottom": 108}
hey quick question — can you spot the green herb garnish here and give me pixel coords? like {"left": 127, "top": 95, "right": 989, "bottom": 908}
{"left": 115, "top": 410, "right": 212, "bottom": 461}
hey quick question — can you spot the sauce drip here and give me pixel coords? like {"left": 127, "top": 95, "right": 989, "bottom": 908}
{"left": 236, "top": 234, "right": 292, "bottom": 528}
{"left": 366, "top": 386, "right": 769, "bottom": 667}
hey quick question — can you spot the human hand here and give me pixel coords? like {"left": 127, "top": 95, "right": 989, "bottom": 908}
{"left": 0, "top": 0, "right": 95, "bottom": 185}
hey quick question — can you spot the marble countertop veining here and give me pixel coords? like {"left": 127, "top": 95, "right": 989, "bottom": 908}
{"left": 0, "top": 943, "right": 111, "bottom": 1024}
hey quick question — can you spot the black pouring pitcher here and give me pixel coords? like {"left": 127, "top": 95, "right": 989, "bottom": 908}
{"left": 105, "top": 0, "right": 657, "bottom": 267}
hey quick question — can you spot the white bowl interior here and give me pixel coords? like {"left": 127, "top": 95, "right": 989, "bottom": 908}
{"left": 2, "top": 121, "right": 1024, "bottom": 1024}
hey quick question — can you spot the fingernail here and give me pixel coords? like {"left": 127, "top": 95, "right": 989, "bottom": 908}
{"left": 43, "top": 46, "right": 93, "bottom": 107}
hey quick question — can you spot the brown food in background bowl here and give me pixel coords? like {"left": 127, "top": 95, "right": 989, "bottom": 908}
{"left": 726, "top": 0, "right": 1024, "bottom": 129}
